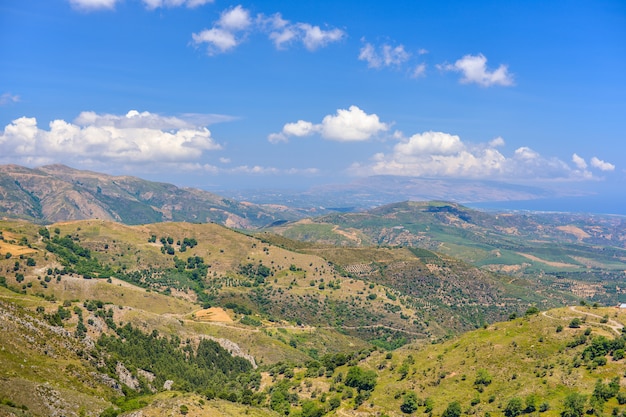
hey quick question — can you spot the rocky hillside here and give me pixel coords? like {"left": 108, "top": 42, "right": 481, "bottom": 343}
{"left": 0, "top": 164, "right": 304, "bottom": 228}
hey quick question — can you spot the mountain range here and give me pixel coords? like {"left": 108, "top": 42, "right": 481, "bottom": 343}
{"left": 0, "top": 164, "right": 305, "bottom": 228}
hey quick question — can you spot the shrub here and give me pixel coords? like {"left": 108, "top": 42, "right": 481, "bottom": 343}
{"left": 442, "top": 401, "right": 461, "bottom": 417}
{"left": 504, "top": 397, "right": 523, "bottom": 417}
{"left": 569, "top": 318, "right": 581, "bottom": 328}
{"left": 400, "top": 391, "right": 419, "bottom": 414}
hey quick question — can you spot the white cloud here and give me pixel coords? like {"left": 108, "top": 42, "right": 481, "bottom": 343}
{"left": 298, "top": 23, "right": 344, "bottom": 51}
{"left": 0, "top": 93, "right": 20, "bottom": 106}
{"left": 141, "top": 0, "right": 212, "bottom": 8}
{"left": 489, "top": 136, "right": 505, "bottom": 147}
{"left": 572, "top": 153, "right": 587, "bottom": 169}
{"left": 320, "top": 106, "right": 388, "bottom": 141}
{"left": 283, "top": 120, "right": 317, "bottom": 137}
{"left": 441, "top": 53, "right": 514, "bottom": 87}
{"left": 351, "top": 131, "right": 596, "bottom": 181}
{"left": 219, "top": 5, "right": 251, "bottom": 30}
{"left": 70, "top": 0, "right": 211, "bottom": 10}
{"left": 68, "top": 0, "right": 119, "bottom": 11}
{"left": 267, "top": 133, "right": 288, "bottom": 144}
{"left": 269, "top": 106, "right": 389, "bottom": 143}
{"left": 358, "top": 41, "right": 410, "bottom": 68}
{"left": 411, "top": 63, "right": 426, "bottom": 78}
{"left": 590, "top": 157, "right": 615, "bottom": 171}
{"left": 192, "top": 5, "right": 251, "bottom": 55}
{"left": 259, "top": 13, "right": 344, "bottom": 51}
{"left": 0, "top": 111, "right": 222, "bottom": 166}
{"left": 395, "top": 131, "right": 464, "bottom": 156}
{"left": 194, "top": 7, "right": 343, "bottom": 54}
{"left": 192, "top": 28, "right": 239, "bottom": 53}
{"left": 513, "top": 146, "right": 539, "bottom": 160}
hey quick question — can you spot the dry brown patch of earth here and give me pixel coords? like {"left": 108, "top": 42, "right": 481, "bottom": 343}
{"left": 0, "top": 235, "right": 37, "bottom": 256}
{"left": 556, "top": 225, "right": 590, "bottom": 240}
{"left": 194, "top": 307, "right": 233, "bottom": 322}
{"left": 516, "top": 252, "right": 578, "bottom": 268}
{"left": 331, "top": 226, "right": 362, "bottom": 244}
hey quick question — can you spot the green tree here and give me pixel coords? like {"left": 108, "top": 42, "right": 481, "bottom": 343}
{"left": 345, "top": 366, "right": 377, "bottom": 392}
{"left": 505, "top": 397, "right": 523, "bottom": 417}
{"left": 400, "top": 391, "right": 419, "bottom": 414}
{"left": 301, "top": 400, "right": 324, "bottom": 417}
{"left": 561, "top": 393, "right": 586, "bottom": 417}
{"left": 569, "top": 318, "right": 582, "bottom": 328}
{"left": 442, "top": 401, "right": 462, "bottom": 417}
{"left": 474, "top": 369, "right": 492, "bottom": 387}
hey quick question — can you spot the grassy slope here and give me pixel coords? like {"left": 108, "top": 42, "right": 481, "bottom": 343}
{"left": 3, "top": 218, "right": 622, "bottom": 416}
{"left": 266, "top": 201, "right": 626, "bottom": 276}
{"left": 307, "top": 306, "right": 626, "bottom": 416}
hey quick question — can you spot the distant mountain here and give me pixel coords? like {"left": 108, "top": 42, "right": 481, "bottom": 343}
{"left": 0, "top": 164, "right": 305, "bottom": 228}
{"left": 220, "top": 175, "right": 567, "bottom": 211}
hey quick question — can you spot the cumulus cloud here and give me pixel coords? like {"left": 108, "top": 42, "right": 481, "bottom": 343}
{"left": 141, "top": 0, "right": 212, "bottom": 8}
{"left": 489, "top": 136, "right": 505, "bottom": 147}
{"left": 192, "top": 8, "right": 344, "bottom": 55}
{"left": 69, "top": 0, "right": 211, "bottom": 10}
{"left": 259, "top": 13, "right": 344, "bottom": 51}
{"left": 350, "top": 131, "right": 600, "bottom": 181}
{"left": 320, "top": 107, "right": 389, "bottom": 141}
{"left": 192, "top": 5, "right": 251, "bottom": 54}
{"left": 268, "top": 106, "right": 389, "bottom": 143}
{"left": 572, "top": 153, "right": 587, "bottom": 170}
{"left": 68, "top": 0, "right": 119, "bottom": 10}
{"left": 440, "top": 53, "right": 514, "bottom": 87}
{"left": 283, "top": 120, "right": 316, "bottom": 137}
{"left": 0, "top": 110, "right": 222, "bottom": 166}
{"left": 358, "top": 42, "right": 410, "bottom": 68}
{"left": 590, "top": 157, "right": 615, "bottom": 171}
{"left": 0, "top": 93, "right": 20, "bottom": 106}
{"left": 298, "top": 23, "right": 344, "bottom": 51}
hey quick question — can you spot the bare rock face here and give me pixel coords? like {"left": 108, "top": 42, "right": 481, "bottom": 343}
{"left": 115, "top": 362, "right": 139, "bottom": 391}
{"left": 207, "top": 336, "right": 257, "bottom": 368}
{"left": 163, "top": 380, "right": 174, "bottom": 390}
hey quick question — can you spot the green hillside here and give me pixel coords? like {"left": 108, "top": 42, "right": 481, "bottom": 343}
{"left": 266, "top": 201, "right": 626, "bottom": 305}
{"left": 1, "top": 218, "right": 624, "bottom": 416}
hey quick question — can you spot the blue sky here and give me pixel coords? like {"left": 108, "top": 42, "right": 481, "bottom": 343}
{"left": 1, "top": 0, "right": 625, "bottom": 202}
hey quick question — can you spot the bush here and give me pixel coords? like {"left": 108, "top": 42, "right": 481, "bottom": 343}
{"left": 474, "top": 369, "right": 492, "bottom": 387}
{"left": 504, "top": 397, "right": 523, "bottom": 417}
{"left": 400, "top": 392, "right": 419, "bottom": 414}
{"left": 569, "top": 318, "right": 581, "bottom": 328}
{"left": 561, "top": 393, "right": 586, "bottom": 417}
{"left": 442, "top": 401, "right": 461, "bottom": 417}
{"left": 345, "top": 366, "right": 377, "bottom": 392}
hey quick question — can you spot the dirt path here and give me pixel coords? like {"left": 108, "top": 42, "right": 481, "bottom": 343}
{"left": 542, "top": 306, "right": 624, "bottom": 335}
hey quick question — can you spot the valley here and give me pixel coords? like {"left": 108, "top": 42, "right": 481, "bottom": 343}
{"left": 0, "top": 166, "right": 625, "bottom": 417}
